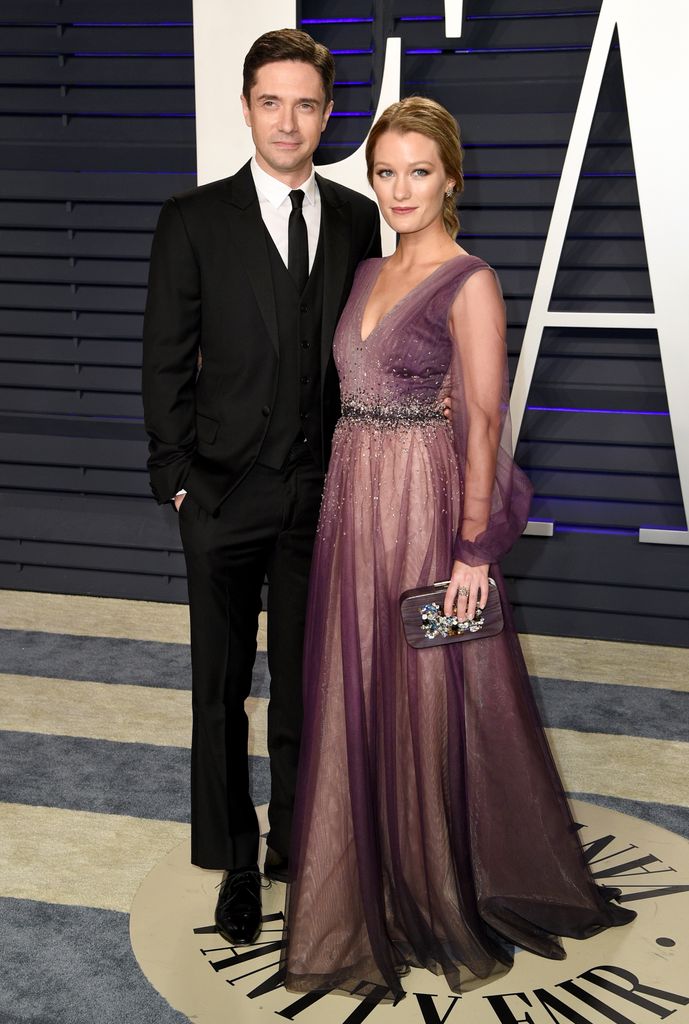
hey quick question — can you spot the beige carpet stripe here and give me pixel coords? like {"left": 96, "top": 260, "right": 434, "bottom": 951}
{"left": 1, "top": 670, "right": 684, "bottom": 807}
{"left": 0, "top": 674, "right": 190, "bottom": 748}
{"left": 3, "top": 591, "right": 686, "bottom": 688}
{"left": 0, "top": 674, "right": 269, "bottom": 757}
{"left": 0, "top": 802, "right": 188, "bottom": 912}
{"left": 0, "top": 589, "right": 268, "bottom": 651}
{"left": 520, "top": 633, "right": 689, "bottom": 692}
{"left": 0, "top": 667, "right": 679, "bottom": 802}
{"left": 0, "top": 589, "right": 190, "bottom": 643}
{"left": 545, "top": 728, "right": 689, "bottom": 807}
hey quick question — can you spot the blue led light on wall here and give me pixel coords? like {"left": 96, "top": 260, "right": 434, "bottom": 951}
{"left": 69, "top": 113, "right": 195, "bottom": 118}
{"left": 302, "top": 18, "right": 373, "bottom": 24}
{"left": 71, "top": 22, "right": 193, "bottom": 27}
{"left": 526, "top": 406, "right": 669, "bottom": 416}
{"left": 72, "top": 52, "right": 194, "bottom": 57}
{"left": 555, "top": 525, "right": 638, "bottom": 536}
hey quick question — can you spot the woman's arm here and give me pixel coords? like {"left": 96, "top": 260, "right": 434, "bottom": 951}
{"left": 443, "top": 269, "right": 503, "bottom": 618}
{"left": 443, "top": 268, "right": 532, "bottom": 619}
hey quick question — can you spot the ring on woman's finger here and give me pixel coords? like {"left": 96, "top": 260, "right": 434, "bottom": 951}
{"left": 457, "top": 585, "right": 469, "bottom": 598}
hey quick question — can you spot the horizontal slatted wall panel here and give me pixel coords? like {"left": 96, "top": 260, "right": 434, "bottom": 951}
{"left": 2, "top": 1, "right": 687, "bottom": 644}
{"left": 0, "top": 0, "right": 194, "bottom": 601}
{"left": 303, "top": 0, "right": 689, "bottom": 646}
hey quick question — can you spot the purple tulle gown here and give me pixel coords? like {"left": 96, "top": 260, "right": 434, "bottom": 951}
{"left": 282, "top": 254, "right": 635, "bottom": 1001}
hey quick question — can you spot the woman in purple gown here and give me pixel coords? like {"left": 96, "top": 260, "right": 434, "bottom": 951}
{"left": 282, "top": 97, "right": 634, "bottom": 1001}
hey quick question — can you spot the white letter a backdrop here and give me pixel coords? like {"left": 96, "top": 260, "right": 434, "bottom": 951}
{"left": 509, "top": 0, "right": 689, "bottom": 546}
{"left": 192, "top": 0, "right": 689, "bottom": 547}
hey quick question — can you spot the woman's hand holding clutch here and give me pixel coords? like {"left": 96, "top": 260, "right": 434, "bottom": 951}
{"left": 444, "top": 560, "right": 490, "bottom": 621}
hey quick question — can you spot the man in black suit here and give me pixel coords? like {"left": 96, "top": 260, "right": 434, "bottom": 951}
{"left": 142, "top": 29, "right": 380, "bottom": 945}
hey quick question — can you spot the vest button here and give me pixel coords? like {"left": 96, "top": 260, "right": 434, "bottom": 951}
{"left": 300, "top": 411, "right": 310, "bottom": 420}
{"left": 300, "top": 375, "right": 311, "bottom": 385}
{"left": 301, "top": 340, "right": 310, "bottom": 349}
{"left": 261, "top": 405, "right": 270, "bottom": 416}
{"left": 300, "top": 304, "right": 308, "bottom": 313}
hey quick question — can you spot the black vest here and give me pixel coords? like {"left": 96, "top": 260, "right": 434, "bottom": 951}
{"left": 259, "top": 227, "right": 324, "bottom": 470}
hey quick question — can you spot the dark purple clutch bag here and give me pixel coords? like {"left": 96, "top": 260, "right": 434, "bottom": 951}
{"left": 400, "top": 577, "right": 504, "bottom": 649}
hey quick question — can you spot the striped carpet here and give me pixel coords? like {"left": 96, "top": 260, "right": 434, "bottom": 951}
{"left": 1, "top": 589, "right": 688, "bottom": 1023}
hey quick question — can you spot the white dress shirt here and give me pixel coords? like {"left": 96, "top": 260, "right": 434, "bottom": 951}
{"left": 250, "top": 157, "right": 321, "bottom": 272}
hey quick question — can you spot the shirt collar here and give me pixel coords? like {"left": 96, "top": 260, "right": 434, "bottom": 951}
{"left": 250, "top": 157, "right": 318, "bottom": 209}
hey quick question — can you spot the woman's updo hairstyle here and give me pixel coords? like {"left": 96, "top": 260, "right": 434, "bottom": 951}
{"left": 365, "top": 96, "right": 464, "bottom": 239}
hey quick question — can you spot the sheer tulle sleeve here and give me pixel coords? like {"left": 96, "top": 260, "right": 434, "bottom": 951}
{"left": 448, "top": 266, "right": 533, "bottom": 566}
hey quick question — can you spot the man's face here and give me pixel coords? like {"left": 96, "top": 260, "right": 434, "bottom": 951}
{"left": 241, "top": 60, "right": 333, "bottom": 185}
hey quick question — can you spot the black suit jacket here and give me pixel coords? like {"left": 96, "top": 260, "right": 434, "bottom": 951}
{"left": 142, "top": 160, "right": 381, "bottom": 513}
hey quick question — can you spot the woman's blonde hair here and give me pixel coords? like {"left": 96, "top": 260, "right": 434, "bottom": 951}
{"left": 365, "top": 96, "right": 464, "bottom": 239}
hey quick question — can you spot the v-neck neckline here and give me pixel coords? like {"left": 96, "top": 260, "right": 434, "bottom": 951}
{"left": 359, "top": 253, "right": 472, "bottom": 344}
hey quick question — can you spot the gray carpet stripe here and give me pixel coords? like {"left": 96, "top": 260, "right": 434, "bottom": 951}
{"left": 567, "top": 790, "right": 689, "bottom": 842}
{"left": 0, "top": 731, "right": 270, "bottom": 822}
{"left": 0, "top": 629, "right": 270, "bottom": 697}
{"left": 0, "top": 897, "right": 188, "bottom": 1024}
{"left": 2, "top": 625, "right": 687, "bottom": 743}
{"left": 531, "top": 675, "right": 689, "bottom": 743}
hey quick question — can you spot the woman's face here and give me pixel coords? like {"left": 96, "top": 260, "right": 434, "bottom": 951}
{"left": 370, "top": 130, "right": 453, "bottom": 236}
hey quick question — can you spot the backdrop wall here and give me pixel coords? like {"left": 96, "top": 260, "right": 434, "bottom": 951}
{"left": 1, "top": 0, "right": 687, "bottom": 646}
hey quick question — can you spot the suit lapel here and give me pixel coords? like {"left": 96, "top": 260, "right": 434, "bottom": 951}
{"left": 317, "top": 174, "right": 351, "bottom": 378}
{"left": 220, "top": 162, "right": 279, "bottom": 355}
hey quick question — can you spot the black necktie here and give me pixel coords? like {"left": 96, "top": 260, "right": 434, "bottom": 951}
{"left": 288, "top": 189, "right": 309, "bottom": 293}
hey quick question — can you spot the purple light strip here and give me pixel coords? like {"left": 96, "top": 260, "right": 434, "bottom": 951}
{"left": 72, "top": 51, "right": 192, "bottom": 56}
{"left": 555, "top": 525, "right": 638, "bottom": 536}
{"left": 329, "top": 112, "right": 371, "bottom": 118}
{"left": 527, "top": 405, "right": 669, "bottom": 416}
{"left": 58, "top": 170, "right": 196, "bottom": 174}
{"left": 302, "top": 17, "right": 373, "bottom": 24}
{"left": 67, "top": 112, "right": 194, "bottom": 117}
{"left": 399, "top": 15, "right": 444, "bottom": 21}
{"left": 331, "top": 48, "right": 373, "bottom": 55}
{"left": 71, "top": 21, "right": 192, "bottom": 27}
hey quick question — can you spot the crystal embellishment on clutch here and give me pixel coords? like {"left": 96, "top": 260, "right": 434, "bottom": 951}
{"left": 419, "top": 602, "right": 485, "bottom": 640}
{"left": 400, "top": 577, "right": 503, "bottom": 648}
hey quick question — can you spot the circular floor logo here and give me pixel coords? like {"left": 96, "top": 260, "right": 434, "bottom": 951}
{"left": 130, "top": 801, "right": 689, "bottom": 1023}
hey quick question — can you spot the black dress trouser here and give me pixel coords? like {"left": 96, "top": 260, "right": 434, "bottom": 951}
{"left": 178, "top": 442, "right": 323, "bottom": 870}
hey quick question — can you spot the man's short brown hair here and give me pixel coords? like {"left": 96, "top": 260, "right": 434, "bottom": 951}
{"left": 242, "top": 28, "right": 335, "bottom": 107}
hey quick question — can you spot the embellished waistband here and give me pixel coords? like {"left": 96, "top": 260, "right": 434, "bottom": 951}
{"left": 341, "top": 401, "right": 446, "bottom": 426}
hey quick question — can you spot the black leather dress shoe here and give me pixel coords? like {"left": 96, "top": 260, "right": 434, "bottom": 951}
{"left": 264, "top": 846, "right": 289, "bottom": 883}
{"left": 215, "top": 867, "right": 262, "bottom": 945}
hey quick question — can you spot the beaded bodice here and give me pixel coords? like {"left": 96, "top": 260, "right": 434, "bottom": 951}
{"left": 334, "top": 254, "right": 487, "bottom": 424}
